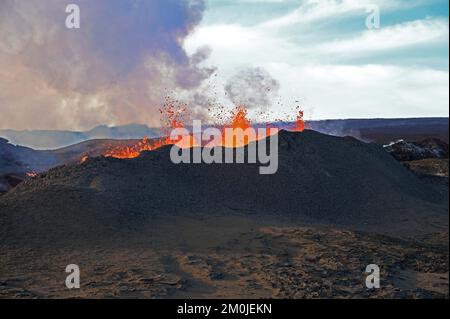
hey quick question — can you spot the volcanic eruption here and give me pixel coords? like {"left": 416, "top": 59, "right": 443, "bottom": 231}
{"left": 103, "top": 103, "right": 306, "bottom": 160}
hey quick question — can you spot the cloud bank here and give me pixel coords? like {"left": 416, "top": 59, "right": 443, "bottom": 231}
{"left": 185, "top": 0, "right": 449, "bottom": 120}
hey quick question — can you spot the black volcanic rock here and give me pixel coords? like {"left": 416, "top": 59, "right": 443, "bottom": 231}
{"left": 0, "top": 137, "right": 61, "bottom": 192}
{"left": 0, "top": 130, "right": 447, "bottom": 245}
{"left": 0, "top": 138, "right": 152, "bottom": 189}
{"left": 0, "top": 137, "right": 59, "bottom": 175}
{"left": 384, "top": 138, "right": 449, "bottom": 161}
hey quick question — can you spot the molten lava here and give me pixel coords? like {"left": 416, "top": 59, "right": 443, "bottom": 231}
{"left": 80, "top": 155, "right": 89, "bottom": 164}
{"left": 221, "top": 106, "right": 254, "bottom": 148}
{"left": 103, "top": 104, "right": 306, "bottom": 160}
{"left": 293, "top": 110, "right": 305, "bottom": 132}
{"left": 26, "top": 171, "right": 38, "bottom": 178}
{"left": 230, "top": 107, "right": 251, "bottom": 130}
{"left": 105, "top": 137, "right": 170, "bottom": 159}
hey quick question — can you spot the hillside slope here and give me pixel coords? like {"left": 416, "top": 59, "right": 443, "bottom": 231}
{"left": 0, "top": 130, "right": 447, "bottom": 246}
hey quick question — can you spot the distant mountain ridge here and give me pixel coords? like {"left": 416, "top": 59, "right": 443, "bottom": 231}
{"left": 0, "top": 137, "right": 143, "bottom": 193}
{"left": 0, "top": 117, "right": 448, "bottom": 150}
{"left": 0, "top": 124, "right": 159, "bottom": 150}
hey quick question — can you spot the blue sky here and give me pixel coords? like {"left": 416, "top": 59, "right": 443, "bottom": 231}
{"left": 185, "top": 0, "right": 449, "bottom": 120}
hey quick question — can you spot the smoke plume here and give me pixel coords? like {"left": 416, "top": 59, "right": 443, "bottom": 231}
{"left": 0, "top": 0, "right": 213, "bottom": 130}
{"left": 224, "top": 67, "right": 280, "bottom": 111}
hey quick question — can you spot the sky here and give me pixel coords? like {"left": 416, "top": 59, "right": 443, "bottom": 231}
{"left": 0, "top": 0, "right": 448, "bottom": 131}
{"left": 185, "top": 0, "right": 449, "bottom": 121}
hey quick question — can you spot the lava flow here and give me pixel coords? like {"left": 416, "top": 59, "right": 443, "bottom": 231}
{"left": 104, "top": 104, "right": 306, "bottom": 159}
{"left": 294, "top": 111, "right": 306, "bottom": 132}
{"left": 105, "top": 137, "right": 167, "bottom": 159}
{"left": 26, "top": 171, "right": 38, "bottom": 178}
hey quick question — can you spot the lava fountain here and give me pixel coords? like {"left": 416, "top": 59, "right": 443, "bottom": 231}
{"left": 104, "top": 104, "right": 306, "bottom": 160}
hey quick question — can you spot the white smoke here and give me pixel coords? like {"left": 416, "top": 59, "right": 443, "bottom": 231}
{"left": 225, "top": 67, "right": 280, "bottom": 111}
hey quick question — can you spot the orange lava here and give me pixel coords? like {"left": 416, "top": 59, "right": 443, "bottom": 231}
{"left": 80, "top": 155, "right": 89, "bottom": 164}
{"left": 221, "top": 106, "right": 253, "bottom": 147}
{"left": 103, "top": 104, "right": 306, "bottom": 160}
{"left": 105, "top": 137, "right": 170, "bottom": 159}
{"left": 293, "top": 110, "right": 305, "bottom": 132}
{"left": 26, "top": 171, "right": 38, "bottom": 178}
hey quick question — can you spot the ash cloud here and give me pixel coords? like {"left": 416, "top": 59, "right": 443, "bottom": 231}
{"left": 225, "top": 67, "right": 280, "bottom": 111}
{"left": 0, "top": 0, "right": 213, "bottom": 130}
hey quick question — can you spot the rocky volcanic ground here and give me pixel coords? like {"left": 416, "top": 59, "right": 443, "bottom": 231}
{"left": 1, "top": 223, "right": 448, "bottom": 299}
{"left": 0, "top": 130, "right": 448, "bottom": 299}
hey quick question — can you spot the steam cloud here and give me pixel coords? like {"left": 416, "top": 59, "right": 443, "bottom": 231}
{"left": 225, "top": 67, "right": 280, "bottom": 111}
{"left": 0, "top": 0, "right": 214, "bottom": 130}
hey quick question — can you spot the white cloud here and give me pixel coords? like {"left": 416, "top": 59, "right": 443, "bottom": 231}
{"left": 316, "top": 18, "right": 449, "bottom": 56}
{"left": 258, "top": 0, "right": 406, "bottom": 29}
{"left": 185, "top": 9, "right": 449, "bottom": 120}
{"left": 268, "top": 63, "right": 449, "bottom": 119}
{"left": 186, "top": 15, "right": 449, "bottom": 67}
{"left": 185, "top": 24, "right": 299, "bottom": 69}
